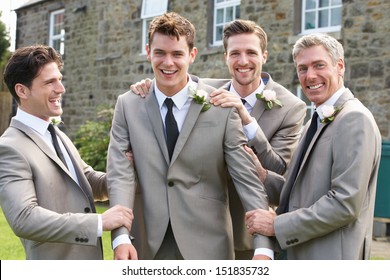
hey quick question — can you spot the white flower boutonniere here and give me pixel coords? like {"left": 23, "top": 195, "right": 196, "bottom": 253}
{"left": 189, "top": 86, "right": 211, "bottom": 112}
{"left": 320, "top": 105, "right": 342, "bottom": 123}
{"left": 256, "top": 90, "right": 283, "bottom": 110}
{"left": 50, "top": 116, "right": 63, "bottom": 126}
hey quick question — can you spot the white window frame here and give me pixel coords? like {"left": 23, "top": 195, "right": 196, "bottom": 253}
{"left": 49, "top": 9, "right": 65, "bottom": 55}
{"left": 296, "top": 86, "right": 315, "bottom": 125}
{"left": 213, "top": 0, "right": 241, "bottom": 46}
{"left": 301, "top": 0, "right": 342, "bottom": 34}
{"left": 140, "top": 0, "right": 168, "bottom": 54}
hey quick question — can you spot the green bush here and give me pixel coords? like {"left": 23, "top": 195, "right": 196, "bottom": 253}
{"left": 73, "top": 106, "right": 114, "bottom": 172}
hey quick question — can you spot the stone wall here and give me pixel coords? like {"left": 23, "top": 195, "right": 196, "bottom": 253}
{"left": 14, "top": 0, "right": 390, "bottom": 139}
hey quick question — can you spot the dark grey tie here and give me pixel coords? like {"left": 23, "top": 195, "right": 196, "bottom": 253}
{"left": 164, "top": 98, "right": 179, "bottom": 160}
{"left": 277, "top": 111, "right": 318, "bottom": 214}
{"left": 48, "top": 123, "right": 68, "bottom": 168}
{"left": 241, "top": 98, "right": 247, "bottom": 104}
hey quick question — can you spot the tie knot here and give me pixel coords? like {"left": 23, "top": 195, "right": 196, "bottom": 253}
{"left": 241, "top": 99, "right": 247, "bottom": 105}
{"left": 164, "top": 98, "right": 174, "bottom": 111}
{"left": 47, "top": 123, "right": 56, "bottom": 134}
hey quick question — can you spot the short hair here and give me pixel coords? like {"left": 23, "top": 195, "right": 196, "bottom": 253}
{"left": 148, "top": 12, "right": 196, "bottom": 50}
{"left": 223, "top": 19, "right": 268, "bottom": 52}
{"left": 3, "top": 45, "right": 63, "bottom": 104}
{"left": 292, "top": 33, "right": 344, "bottom": 66}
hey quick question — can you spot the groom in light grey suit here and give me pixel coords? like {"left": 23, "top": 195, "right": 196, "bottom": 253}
{"left": 107, "top": 12, "right": 272, "bottom": 260}
{"left": 245, "top": 33, "right": 382, "bottom": 259}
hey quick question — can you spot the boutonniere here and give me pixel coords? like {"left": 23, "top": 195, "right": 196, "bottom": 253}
{"left": 320, "top": 105, "right": 342, "bottom": 123}
{"left": 50, "top": 116, "right": 63, "bottom": 126}
{"left": 189, "top": 86, "right": 211, "bottom": 112}
{"left": 256, "top": 90, "right": 283, "bottom": 110}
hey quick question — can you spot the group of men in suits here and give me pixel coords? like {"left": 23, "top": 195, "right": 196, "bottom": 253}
{"left": 0, "top": 11, "right": 381, "bottom": 260}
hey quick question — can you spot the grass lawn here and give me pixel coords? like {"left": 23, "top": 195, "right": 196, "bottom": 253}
{"left": 0, "top": 205, "right": 113, "bottom": 260}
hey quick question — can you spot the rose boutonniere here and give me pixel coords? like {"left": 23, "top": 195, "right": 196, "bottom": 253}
{"left": 189, "top": 86, "right": 211, "bottom": 112}
{"left": 50, "top": 116, "right": 63, "bottom": 126}
{"left": 320, "top": 105, "right": 342, "bottom": 123}
{"left": 256, "top": 90, "right": 283, "bottom": 110}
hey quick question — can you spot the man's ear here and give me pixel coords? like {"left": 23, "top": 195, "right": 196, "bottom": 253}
{"left": 15, "top": 83, "right": 30, "bottom": 100}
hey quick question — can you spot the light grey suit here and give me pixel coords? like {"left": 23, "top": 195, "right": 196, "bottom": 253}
{"left": 275, "top": 89, "right": 381, "bottom": 259}
{"left": 204, "top": 73, "right": 306, "bottom": 254}
{"left": 0, "top": 119, "right": 107, "bottom": 259}
{"left": 107, "top": 76, "right": 271, "bottom": 260}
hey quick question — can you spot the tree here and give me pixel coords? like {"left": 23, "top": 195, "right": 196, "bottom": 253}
{"left": 0, "top": 11, "right": 11, "bottom": 65}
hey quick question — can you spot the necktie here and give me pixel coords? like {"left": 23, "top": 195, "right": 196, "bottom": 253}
{"left": 241, "top": 98, "right": 247, "bottom": 105}
{"left": 48, "top": 123, "right": 68, "bottom": 168}
{"left": 277, "top": 111, "right": 318, "bottom": 214}
{"left": 164, "top": 98, "right": 179, "bottom": 160}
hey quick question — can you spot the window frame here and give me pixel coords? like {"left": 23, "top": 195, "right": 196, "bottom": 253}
{"left": 49, "top": 9, "right": 65, "bottom": 55}
{"left": 212, "top": 0, "right": 241, "bottom": 46}
{"left": 301, "top": 0, "right": 342, "bottom": 35}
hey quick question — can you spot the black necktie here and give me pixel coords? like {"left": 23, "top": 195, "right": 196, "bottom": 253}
{"left": 164, "top": 98, "right": 179, "bottom": 160}
{"left": 277, "top": 111, "right": 318, "bottom": 214}
{"left": 48, "top": 123, "right": 68, "bottom": 168}
{"left": 241, "top": 98, "right": 247, "bottom": 105}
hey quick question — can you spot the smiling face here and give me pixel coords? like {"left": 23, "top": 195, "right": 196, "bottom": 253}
{"left": 224, "top": 33, "right": 268, "bottom": 97}
{"left": 295, "top": 45, "right": 344, "bottom": 107}
{"left": 16, "top": 62, "right": 65, "bottom": 121}
{"left": 146, "top": 32, "right": 197, "bottom": 97}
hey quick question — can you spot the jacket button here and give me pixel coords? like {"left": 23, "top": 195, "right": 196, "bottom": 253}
{"left": 168, "top": 181, "right": 174, "bottom": 187}
{"left": 286, "top": 240, "right": 291, "bottom": 245}
{"left": 84, "top": 207, "right": 90, "bottom": 213}
{"left": 75, "top": 237, "right": 80, "bottom": 242}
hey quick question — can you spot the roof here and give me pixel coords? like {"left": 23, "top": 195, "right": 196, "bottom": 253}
{"left": 15, "top": 0, "right": 49, "bottom": 11}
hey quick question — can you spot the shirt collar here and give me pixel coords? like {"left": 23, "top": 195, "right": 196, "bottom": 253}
{"left": 229, "top": 78, "right": 266, "bottom": 108}
{"left": 154, "top": 75, "right": 195, "bottom": 110}
{"left": 14, "top": 108, "right": 51, "bottom": 136}
{"left": 316, "top": 86, "right": 345, "bottom": 120}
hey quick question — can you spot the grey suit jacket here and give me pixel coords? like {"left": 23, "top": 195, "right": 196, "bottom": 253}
{"left": 275, "top": 89, "right": 382, "bottom": 259}
{"left": 107, "top": 76, "right": 271, "bottom": 259}
{"left": 0, "top": 119, "right": 107, "bottom": 259}
{"left": 203, "top": 73, "right": 306, "bottom": 251}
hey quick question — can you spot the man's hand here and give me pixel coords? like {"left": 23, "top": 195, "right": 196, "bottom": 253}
{"left": 114, "top": 244, "right": 138, "bottom": 260}
{"left": 130, "top": 78, "right": 152, "bottom": 98}
{"left": 245, "top": 208, "right": 276, "bottom": 237}
{"left": 244, "top": 145, "right": 267, "bottom": 183}
{"left": 209, "top": 89, "right": 253, "bottom": 125}
{"left": 101, "top": 205, "right": 133, "bottom": 232}
{"left": 253, "top": 254, "right": 272, "bottom": 260}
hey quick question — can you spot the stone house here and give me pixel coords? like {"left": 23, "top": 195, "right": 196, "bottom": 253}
{"left": 12, "top": 0, "right": 390, "bottom": 140}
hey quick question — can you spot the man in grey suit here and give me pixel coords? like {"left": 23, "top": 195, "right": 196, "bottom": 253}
{"left": 245, "top": 33, "right": 382, "bottom": 259}
{"left": 130, "top": 19, "right": 307, "bottom": 259}
{"left": 107, "top": 12, "right": 272, "bottom": 260}
{"left": 0, "top": 45, "right": 133, "bottom": 259}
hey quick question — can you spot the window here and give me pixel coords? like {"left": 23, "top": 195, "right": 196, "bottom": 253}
{"left": 213, "top": 0, "right": 241, "bottom": 45}
{"left": 49, "top": 9, "right": 65, "bottom": 55}
{"left": 296, "top": 86, "right": 315, "bottom": 124}
{"left": 302, "top": 0, "right": 342, "bottom": 34}
{"left": 141, "top": 0, "right": 168, "bottom": 54}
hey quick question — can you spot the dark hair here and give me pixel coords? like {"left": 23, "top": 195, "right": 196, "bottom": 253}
{"left": 223, "top": 19, "right": 268, "bottom": 52}
{"left": 148, "top": 12, "right": 196, "bottom": 50}
{"left": 3, "top": 45, "right": 63, "bottom": 104}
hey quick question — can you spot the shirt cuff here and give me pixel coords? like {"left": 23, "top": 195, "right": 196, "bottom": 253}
{"left": 112, "top": 234, "right": 132, "bottom": 250}
{"left": 97, "top": 214, "right": 102, "bottom": 237}
{"left": 243, "top": 117, "right": 258, "bottom": 141}
{"left": 254, "top": 248, "right": 274, "bottom": 260}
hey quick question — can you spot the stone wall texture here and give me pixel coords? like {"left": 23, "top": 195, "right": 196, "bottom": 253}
{"left": 14, "top": 0, "right": 390, "bottom": 139}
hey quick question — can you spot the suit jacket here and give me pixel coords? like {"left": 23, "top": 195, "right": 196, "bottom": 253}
{"left": 0, "top": 119, "right": 107, "bottom": 260}
{"left": 203, "top": 73, "right": 306, "bottom": 251}
{"left": 107, "top": 76, "right": 271, "bottom": 259}
{"left": 274, "top": 89, "right": 382, "bottom": 259}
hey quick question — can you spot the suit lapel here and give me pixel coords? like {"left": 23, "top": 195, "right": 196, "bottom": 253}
{"left": 297, "top": 89, "right": 355, "bottom": 177}
{"left": 145, "top": 86, "right": 171, "bottom": 164}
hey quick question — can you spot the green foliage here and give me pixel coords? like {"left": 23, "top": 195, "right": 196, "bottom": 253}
{"left": 0, "top": 12, "right": 11, "bottom": 65}
{"left": 73, "top": 105, "right": 114, "bottom": 172}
